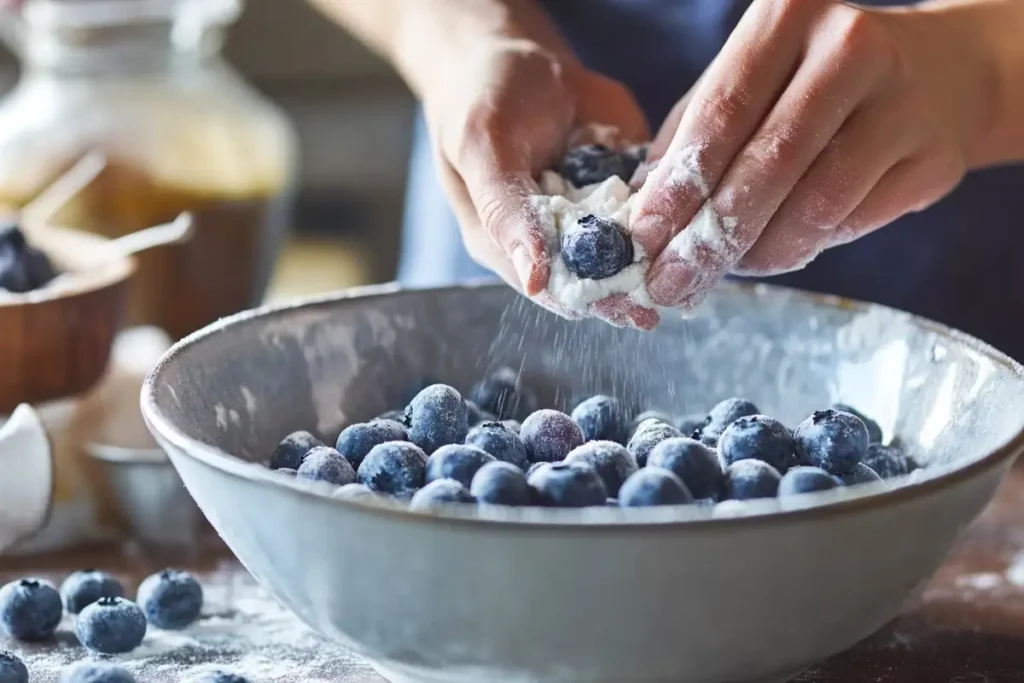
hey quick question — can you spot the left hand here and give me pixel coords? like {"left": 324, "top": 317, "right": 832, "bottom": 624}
{"left": 631, "top": 0, "right": 989, "bottom": 309}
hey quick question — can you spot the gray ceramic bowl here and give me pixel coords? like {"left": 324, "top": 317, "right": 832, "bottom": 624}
{"left": 142, "top": 282, "right": 1024, "bottom": 683}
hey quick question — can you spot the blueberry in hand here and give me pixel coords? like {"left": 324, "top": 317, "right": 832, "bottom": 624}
{"left": 60, "top": 569, "right": 125, "bottom": 614}
{"left": 269, "top": 430, "right": 322, "bottom": 471}
{"left": 405, "top": 384, "right": 470, "bottom": 454}
{"left": 722, "top": 460, "right": 782, "bottom": 500}
{"left": 778, "top": 466, "right": 841, "bottom": 496}
{"left": 831, "top": 403, "right": 883, "bottom": 444}
{"left": 839, "top": 463, "right": 883, "bottom": 486}
{"left": 409, "top": 479, "right": 475, "bottom": 510}
{"left": 357, "top": 441, "right": 427, "bottom": 495}
{"left": 137, "top": 569, "right": 203, "bottom": 630}
{"left": 626, "top": 418, "right": 682, "bottom": 467}
{"left": 647, "top": 437, "right": 723, "bottom": 500}
{"left": 618, "top": 468, "right": 693, "bottom": 507}
{"left": 183, "top": 672, "right": 251, "bottom": 683}
{"left": 470, "top": 461, "right": 531, "bottom": 506}
{"left": 75, "top": 597, "right": 146, "bottom": 654}
{"left": 469, "top": 367, "right": 537, "bottom": 421}
{"left": 296, "top": 446, "right": 356, "bottom": 486}
{"left": 465, "top": 421, "right": 528, "bottom": 470}
{"left": 861, "top": 443, "right": 917, "bottom": 479}
{"left": 559, "top": 144, "right": 632, "bottom": 188}
{"left": 527, "top": 462, "right": 608, "bottom": 507}
{"left": 336, "top": 419, "right": 407, "bottom": 470}
{"left": 520, "top": 410, "right": 585, "bottom": 463}
{"left": 0, "top": 650, "right": 27, "bottom": 683}
{"left": 60, "top": 662, "right": 137, "bottom": 683}
{"left": 564, "top": 441, "right": 638, "bottom": 497}
{"left": 425, "top": 444, "right": 495, "bottom": 487}
{"left": 561, "top": 214, "right": 633, "bottom": 281}
{"left": 571, "top": 395, "right": 631, "bottom": 444}
{"left": 718, "top": 414, "right": 794, "bottom": 472}
{"left": 794, "top": 409, "right": 869, "bottom": 475}
{"left": 0, "top": 578, "right": 62, "bottom": 641}
{"left": 697, "top": 398, "right": 760, "bottom": 446}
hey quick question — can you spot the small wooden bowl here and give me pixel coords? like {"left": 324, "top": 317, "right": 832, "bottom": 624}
{"left": 0, "top": 225, "right": 134, "bottom": 414}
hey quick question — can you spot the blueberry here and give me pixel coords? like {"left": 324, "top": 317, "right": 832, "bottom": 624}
{"left": 626, "top": 418, "right": 682, "bottom": 467}
{"left": 520, "top": 410, "right": 585, "bottom": 463}
{"left": 618, "top": 469, "right": 693, "bottom": 507}
{"left": 425, "top": 444, "right": 495, "bottom": 487}
{"left": 559, "top": 144, "right": 632, "bottom": 188}
{"left": 332, "top": 483, "right": 378, "bottom": 500}
{"left": 794, "top": 409, "right": 870, "bottom": 475}
{"left": 527, "top": 462, "right": 607, "bottom": 507}
{"left": 647, "top": 437, "right": 723, "bottom": 500}
{"left": 377, "top": 409, "right": 409, "bottom": 425}
{"left": 861, "top": 443, "right": 917, "bottom": 479}
{"left": 336, "top": 419, "right": 408, "bottom": 470}
{"left": 401, "top": 378, "right": 439, "bottom": 406}
{"left": 469, "top": 368, "right": 537, "bottom": 421}
{"left": 832, "top": 403, "right": 883, "bottom": 444}
{"left": 0, "top": 578, "right": 62, "bottom": 641}
{"left": 60, "top": 662, "right": 136, "bottom": 683}
{"left": 269, "top": 430, "right": 322, "bottom": 471}
{"left": 501, "top": 420, "right": 521, "bottom": 434}
{"left": 465, "top": 421, "right": 528, "bottom": 470}
{"left": 560, "top": 214, "right": 633, "bottom": 280}
{"left": 182, "top": 672, "right": 251, "bottom": 683}
{"left": 296, "top": 446, "right": 356, "bottom": 486}
{"left": 839, "top": 463, "right": 884, "bottom": 486}
{"left": 464, "top": 400, "right": 495, "bottom": 426}
{"left": 0, "top": 651, "right": 27, "bottom": 683}
{"left": 778, "top": 466, "right": 841, "bottom": 496}
{"left": 525, "top": 462, "right": 547, "bottom": 479}
{"left": 470, "top": 461, "right": 531, "bottom": 506}
{"left": 674, "top": 414, "right": 707, "bottom": 438}
{"left": 60, "top": 570, "right": 125, "bottom": 615}
{"left": 630, "top": 410, "right": 673, "bottom": 436}
{"left": 698, "top": 398, "right": 760, "bottom": 446}
{"left": 136, "top": 569, "right": 203, "bottom": 630}
{"left": 357, "top": 441, "right": 427, "bottom": 495}
{"left": 409, "top": 479, "right": 474, "bottom": 510}
{"left": 722, "top": 460, "right": 782, "bottom": 500}
{"left": 564, "top": 441, "right": 638, "bottom": 497}
{"left": 718, "top": 414, "right": 794, "bottom": 472}
{"left": 0, "top": 226, "right": 58, "bottom": 294}
{"left": 405, "top": 384, "right": 469, "bottom": 454}
{"left": 571, "top": 395, "right": 631, "bottom": 444}
{"left": 75, "top": 596, "right": 146, "bottom": 654}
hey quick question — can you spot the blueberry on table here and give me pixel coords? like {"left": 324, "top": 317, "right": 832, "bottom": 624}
{"left": 425, "top": 444, "right": 495, "bottom": 487}
{"left": 618, "top": 468, "right": 693, "bottom": 507}
{"left": 527, "top": 462, "right": 608, "bottom": 507}
{"left": 564, "top": 441, "right": 638, "bottom": 498}
{"left": 501, "top": 419, "right": 521, "bottom": 434}
{"left": 831, "top": 403, "right": 883, "bottom": 444}
{"left": 136, "top": 569, "right": 203, "bottom": 630}
{"left": 183, "top": 672, "right": 251, "bottom": 683}
{"left": 75, "top": 597, "right": 146, "bottom": 654}
{"left": 647, "top": 437, "right": 723, "bottom": 500}
{"left": 332, "top": 483, "right": 378, "bottom": 501}
{"left": 722, "top": 460, "right": 782, "bottom": 500}
{"left": 630, "top": 410, "right": 673, "bottom": 436}
{"left": 269, "top": 430, "right": 322, "bottom": 471}
{"left": 561, "top": 214, "right": 634, "bottom": 281}
{"left": 405, "top": 384, "right": 470, "bottom": 454}
{"left": 470, "top": 461, "right": 531, "bottom": 506}
{"left": 718, "top": 414, "right": 794, "bottom": 472}
{"left": 839, "top": 463, "right": 884, "bottom": 486}
{"left": 409, "top": 479, "right": 475, "bottom": 510}
{"left": 469, "top": 367, "right": 537, "bottom": 421}
{"left": 559, "top": 144, "right": 633, "bottom": 188}
{"left": 0, "top": 651, "right": 27, "bottom": 683}
{"left": 794, "top": 409, "right": 870, "bottom": 475}
{"left": 60, "top": 662, "right": 137, "bottom": 683}
{"left": 377, "top": 409, "right": 409, "bottom": 425}
{"left": 336, "top": 419, "right": 407, "bottom": 470}
{"left": 698, "top": 398, "right": 760, "bottom": 446}
{"left": 464, "top": 400, "right": 495, "bottom": 427}
{"left": 626, "top": 418, "right": 682, "bottom": 467}
{"left": 0, "top": 578, "right": 63, "bottom": 641}
{"left": 571, "top": 394, "right": 631, "bottom": 444}
{"left": 296, "top": 446, "right": 356, "bottom": 486}
{"left": 674, "top": 414, "right": 707, "bottom": 438}
{"left": 520, "top": 410, "right": 585, "bottom": 463}
{"left": 60, "top": 569, "right": 125, "bottom": 614}
{"left": 465, "top": 421, "right": 529, "bottom": 470}
{"left": 778, "top": 466, "right": 842, "bottom": 496}
{"left": 861, "top": 443, "right": 917, "bottom": 479}
{"left": 357, "top": 441, "right": 428, "bottom": 495}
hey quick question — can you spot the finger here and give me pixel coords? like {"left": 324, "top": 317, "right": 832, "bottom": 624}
{"left": 589, "top": 294, "right": 660, "bottom": 330}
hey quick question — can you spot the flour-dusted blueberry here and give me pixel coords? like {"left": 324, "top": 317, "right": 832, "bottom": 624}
{"left": 559, "top": 144, "right": 633, "bottom": 188}
{"left": 336, "top": 419, "right": 408, "bottom": 470}
{"left": 332, "top": 483, "right": 378, "bottom": 501}
{"left": 60, "top": 570, "right": 125, "bottom": 615}
{"left": 269, "top": 430, "right": 322, "bottom": 471}
{"left": 409, "top": 479, "right": 475, "bottom": 510}
{"left": 377, "top": 409, "right": 408, "bottom": 425}
{"left": 425, "top": 444, "right": 495, "bottom": 488}
{"left": 464, "top": 400, "right": 496, "bottom": 427}
{"left": 564, "top": 441, "right": 638, "bottom": 497}
{"left": 831, "top": 403, "right": 883, "bottom": 444}
{"left": 718, "top": 414, "right": 794, "bottom": 472}
{"left": 698, "top": 398, "right": 760, "bottom": 446}
{"left": 794, "top": 409, "right": 870, "bottom": 475}
{"left": 647, "top": 437, "right": 723, "bottom": 500}
{"left": 357, "top": 441, "right": 428, "bottom": 495}
{"left": 465, "top": 421, "right": 529, "bottom": 470}
{"left": 502, "top": 419, "right": 521, "bottom": 434}
{"left": 618, "top": 468, "right": 693, "bottom": 507}
{"left": 0, "top": 578, "right": 62, "bottom": 641}
{"left": 674, "top": 414, "right": 707, "bottom": 438}
{"left": 571, "top": 395, "right": 631, "bottom": 444}
{"left": 722, "top": 460, "right": 782, "bottom": 500}
{"left": 469, "top": 367, "right": 538, "bottom": 421}
{"left": 525, "top": 462, "right": 547, "bottom": 479}
{"left": 839, "top": 463, "right": 884, "bottom": 486}
{"left": 470, "top": 461, "right": 531, "bottom": 506}
{"left": 630, "top": 410, "right": 673, "bottom": 436}
{"left": 626, "top": 418, "right": 682, "bottom": 467}
{"left": 527, "top": 462, "right": 608, "bottom": 507}
{"left": 183, "top": 671, "right": 251, "bottom": 683}
{"left": 520, "top": 409, "right": 585, "bottom": 463}
{"left": 405, "top": 384, "right": 470, "bottom": 454}
{"left": 296, "top": 446, "right": 356, "bottom": 486}
{"left": 0, "top": 651, "right": 27, "bottom": 683}
{"left": 861, "top": 443, "right": 917, "bottom": 479}
{"left": 778, "top": 467, "right": 842, "bottom": 496}
{"left": 75, "top": 597, "right": 146, "bottom": 654}
{"left": 560, "top": 214, "right": 633, "bottom": 281}
{"left": 60, "top": 662, "right": 137, "bottom": 683}
{"left": 137, "top": 569, "right": 203, "bottom": 631}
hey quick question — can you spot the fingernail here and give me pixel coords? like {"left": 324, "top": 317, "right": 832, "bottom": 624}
{"left": 646, "top": 260, "right": 688, "bottom": 307}
{"left": 630, "top": 214, "right": 664, "bottom": 254}
{"left": 511, "top": 245, "right": 535, "bottom": 292}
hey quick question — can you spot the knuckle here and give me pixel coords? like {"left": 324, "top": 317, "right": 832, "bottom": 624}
{"left": 744, "top": 124, "right": 805, "bottom": 177}
{"left": 832, "top": 8, "right": 893, "bottom": 66}
{"left": 692, "top": 86, "right": 748, "bottom": 132}
{"left": 476, "top": 192, "right": 510, "bottom": 243}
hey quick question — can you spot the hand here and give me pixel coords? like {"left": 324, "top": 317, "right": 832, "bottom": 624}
{"left": 631, "top": 0, "right": 990, "bottom": 310}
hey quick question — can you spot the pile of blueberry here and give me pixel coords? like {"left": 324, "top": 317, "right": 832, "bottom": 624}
{"left": 266, "top": 367, "right": 919, "bottom": 511}
{"left": 0, "top": 223, "right": 58, "bottom": 294}
{"left": 0, "top": 569, "right": 246, "bottom": 683}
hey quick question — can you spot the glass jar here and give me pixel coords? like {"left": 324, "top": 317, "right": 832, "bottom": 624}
{"left": 0, "top": 0, "right": 297, "bottom": 339}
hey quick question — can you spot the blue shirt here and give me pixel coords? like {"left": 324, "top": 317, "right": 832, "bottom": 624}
{"left": 398, "top": 0, "right": 1024, "bottom": 360}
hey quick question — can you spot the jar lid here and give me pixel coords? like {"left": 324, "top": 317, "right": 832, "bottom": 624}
{"left": 22, "top": 0, "right": 241, "bottom": 29}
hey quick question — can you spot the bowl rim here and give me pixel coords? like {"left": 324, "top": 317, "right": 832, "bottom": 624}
{"left": 141, "top": 280, "right": 1024, "bottom": 531}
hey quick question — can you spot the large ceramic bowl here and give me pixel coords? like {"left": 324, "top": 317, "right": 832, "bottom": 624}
{"left": 142, "top": 282, "right": 1024, "bottom": 683}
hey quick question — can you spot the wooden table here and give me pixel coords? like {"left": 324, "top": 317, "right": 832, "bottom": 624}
{"left": 5, "top": 469, "right": 1024, "bottom": 682}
